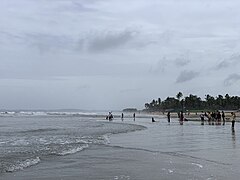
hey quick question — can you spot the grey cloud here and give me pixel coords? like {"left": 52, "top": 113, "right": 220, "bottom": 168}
{"left": 224, "top": 73, "right": 240, "bottom": 86}
{"left": 87, "top": 30, "right": 137, "bottom": 52}
{"left": 216, "top": 54, "right": 240, "bottom": 70}
{"left": 176, "top": 70, "right": 199, "bottom": 83}
{"left": 216, "top": 60, "right": 228, "bottom": 69}
{"left": 174, "top": 57, "right": 190, "bottom": 67}
{"left": 0, "top": 31, "right": 26, "bottom": 45}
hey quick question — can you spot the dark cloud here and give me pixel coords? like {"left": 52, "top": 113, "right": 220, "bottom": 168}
{"left": 176, "top": 70, "right": 199, "bottom": 83}
{"left": 224, "top": 73, "right": 240, "bottom": 86}
{"left": 216, "top": 54, "right": 240, "bottom": 70}
{"left": 87, "top": 30, "right": 137, "bottom": 52}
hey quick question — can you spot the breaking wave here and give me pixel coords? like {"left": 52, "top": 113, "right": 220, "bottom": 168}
{"left": 6, "top": 157, "right": 41, "bottom": 173}
{"left": 57, "top": 145, "right": 89, "bottom": 156}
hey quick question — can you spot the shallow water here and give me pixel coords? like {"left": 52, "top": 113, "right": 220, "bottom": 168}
{"left": 0, "top": 113, "right": 144, "bottom": 174}
{"left": 1, "top": 112, "right": 240, "bottom": 179}
{"left": 110, "top": 117, "right": 240, "bottom": 179}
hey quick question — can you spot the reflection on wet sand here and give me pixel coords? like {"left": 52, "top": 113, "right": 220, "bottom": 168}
{"left": 232, "top": 128, "right": 236, "bottom": 149}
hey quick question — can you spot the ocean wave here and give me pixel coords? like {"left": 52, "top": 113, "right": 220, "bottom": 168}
{"left": 0, "top": 111, "right": 100, "bottom": 117}
{"left": 102, "top": 134, "right": 111, "bottom": 144}
{"left": 191, "top": 162, "right": 203, "bottom": 168}
{"left": 0, "top": 117, "right": 147, "bottom": 175}
{"left": 6, "top": 157, "right": 41, "bottom": 173}
{"left": 57, "top": 145, "right": 89, "bottom": 156}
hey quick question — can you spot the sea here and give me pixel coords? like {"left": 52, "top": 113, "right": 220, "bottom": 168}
{"left": 0, "top": 111, "right": 144, "bottom": 174}
{"left": 0, "top": 111, "right": 240, "bottom": 180}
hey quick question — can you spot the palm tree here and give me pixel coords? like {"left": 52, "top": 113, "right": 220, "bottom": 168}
{"left": 176, "top": 92, "right": 183, "bottom": 110}
{"left": 176, "top": 92, "right": 183, "bottom": 101}
{"left": 145, "top": 103, "right": 150, "bottom": 109}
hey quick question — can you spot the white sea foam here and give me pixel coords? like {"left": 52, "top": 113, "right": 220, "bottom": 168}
{"left": 102, "top": 134, "right": 111, "bottom": 144}
{"left": 0, "top": 111, "right": 98, "bottom": 117}
{"left": 11, "top": 139, "right": 30, "bottom": 146}
{"left": 76, "top": 139, "right": 89, "bottom": 144}
{"left": 168, "top": 169, "right": 174, "bottom": 173}
{"left": 191, "top": 162, "right": 203, "bottom": 168}
{"left": 47, "top": 112, "right": 97, "bottom": 116}
{"left": 6, "top": 157, "right": 41, "bottom": 172}
{"left": 58, "top": 145, "right": 89, "bottom": 156}
{"left": 0, "top": 111, "right": 16, "bottom": 116}
{"left": 162, "top": 168, "right": 174, "bottom": 174}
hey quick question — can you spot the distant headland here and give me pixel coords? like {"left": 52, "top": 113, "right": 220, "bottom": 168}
{"left": 122, "top": 108, "right": 138, "bottom": 112}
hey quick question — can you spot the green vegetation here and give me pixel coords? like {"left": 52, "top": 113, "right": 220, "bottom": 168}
{"left": 144, "top": 93, "right": 240, "bottom": 112}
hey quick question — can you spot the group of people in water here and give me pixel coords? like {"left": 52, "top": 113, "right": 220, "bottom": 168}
{"left": 107, "top": 111, "right": 237, "bottom": 129}
{"left": 107, "top": 112, "right": 136, "bottom": 121}
{"left": 167, "top": 110, "right": 237, "bottom": 128}
{"left": 106, "top": 112, "right": 114, "bottom": 121}
{"left": 199, "top": 111, "right": 236, "bottom": 128}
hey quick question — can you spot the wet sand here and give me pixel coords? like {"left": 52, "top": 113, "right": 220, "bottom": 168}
{"left": 3, "top": 144, "right": 235, "bottom": 180}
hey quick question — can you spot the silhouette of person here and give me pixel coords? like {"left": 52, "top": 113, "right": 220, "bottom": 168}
{"left": 179, "top": 111, "right": 184, "bottom": 125}
{"left": 200, "top": 111, "right": 204, "bottom": 125}
{"left": 180, "top": 111, "right": 184, "bottom": 121}
{"left": 152, "top": 117, "right": 155, "bottom": 122}
{"left": 232, "top": 128, "right": 236, "bottom": 149}
{"left": 133, "top": 113, "right": 135, "bottom": 121}
{"left": 121, "top": 113, "right": 124, "bottom": 121}
{"left": 222, "top": 111, "right": 225, "bottom": 125}
{"left": 178, "top": 112, "right": 180, "bottom": 118}
{"left": 167, "top": 112, "right": 171, "bottom": 123}
{"left": 231, "top": 112, "right": 236, "bottom": 128}
{"left": 108, "top": 112, "right": 113, "bottom": 121}
{"left": 216, "top": 111, "right": 221, "bottom": 125}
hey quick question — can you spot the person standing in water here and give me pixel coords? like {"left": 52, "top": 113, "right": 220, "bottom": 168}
{"left": 200, "top": 111, "right": 204, "bottom": 125}
{"left": 152, "top": 117, "right": 155, "bottom": 122}
{"left": 231, "top": 112, "right": 236, "bottom": 128}
{"left": 121, "top": 113, "right": 124, "bottom": 121}
{"left": 167, "top": 112, "right": 171, "bottom": 123}
{"left": 222, "top": 111, "right": 225, "bottom": 125}
{"left": 179, "top": 111, "right": 184, "bottom": 125}
{"left": 216, "top": 111, "right": 221, "bottom": 125}
{"left": 133, "top": 113, "right": 135, "bottom": 121}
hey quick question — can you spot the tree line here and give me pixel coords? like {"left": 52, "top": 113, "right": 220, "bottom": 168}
{"left": 144, "top": 92, "right": 240, "bottom": 112}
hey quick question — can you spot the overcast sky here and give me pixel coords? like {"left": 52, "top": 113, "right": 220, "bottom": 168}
{"left": 1, "top": 0, "right": 240, "bottom": 110}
